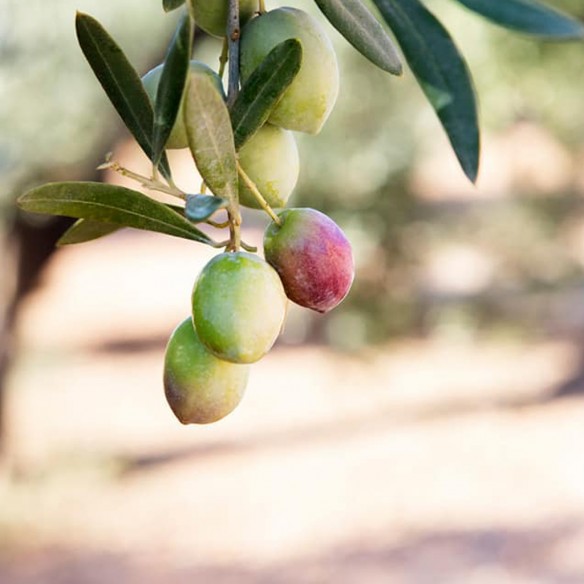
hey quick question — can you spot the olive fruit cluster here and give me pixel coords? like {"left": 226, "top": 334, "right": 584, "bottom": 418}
{"left": 142, "top": 6, "right": 337, "bottom": 211}
{"left": 164, "top": 207, "right": 353, "bottom": 425}
{"left": 158, "top": 5, "right": 353, "bottom": 425}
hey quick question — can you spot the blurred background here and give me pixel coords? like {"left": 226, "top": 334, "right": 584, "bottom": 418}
{"left": 2, "top": 0, "right": 584, "bottom": 582}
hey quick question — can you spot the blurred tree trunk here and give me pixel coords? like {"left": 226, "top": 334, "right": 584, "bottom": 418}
{"left": 0, "top": 213, "right": 74, "bottom": 457}
{"left": 0, "top": 143, "right": 116, "bottom": 457}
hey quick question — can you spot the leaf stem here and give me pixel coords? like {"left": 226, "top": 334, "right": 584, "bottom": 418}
{"left": 207, "top": 219, "right": 230, "bottom": 229}
{"left": 211, "top": 239, "right": 231, "bottom": 249}
{"left": 236, "top": 162, "right": 281, "bottom": 225}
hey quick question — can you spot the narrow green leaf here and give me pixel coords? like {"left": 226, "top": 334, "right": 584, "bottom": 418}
{"left": 313, "top": 0, "right": 402, "bottom": 74}
{"left": 453, "top": 0, "right": 584, "bottom": 39}
{"left": 163, "top": 0, "right": 186, "bottom": 12}
{"left": 230, "top": 39, "right": 303, "bottom": 150}
{"left": 18, "top": 182, "right": 213, "bottom": 245}
{"left": 75, "top": 12, "right": 172, "bottom": 180}
{"left": 57, "top": 201, "right": 189, "bottom": 245}
{"left": 185, "top": 72, "right": 238, "bottom": 202}
{"left": 185, "top": 194, "right": 228, "bottom": 222}
{"left": 57, "top": 219, "right": 120, "bottom": 246}
{"left": 153, "top": 15, "right": 193, "bottom": 166}
{"left": 372, "top": 0, "right": 480, "bottom": 183}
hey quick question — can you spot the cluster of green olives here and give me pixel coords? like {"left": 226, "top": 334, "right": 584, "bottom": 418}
{"left": 144, "top": 4, "right": 354, "bottom": 424}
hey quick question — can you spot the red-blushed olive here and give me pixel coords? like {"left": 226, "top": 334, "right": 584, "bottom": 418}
{"left": 193, "top": 0, "right": 256, "bottom": 38}
{"left": 192, "top": 251, "right": 288, "bottom": 363}
{"left": 238, "top": 124, "right": 299, "bottom": 210}
{"left": 163, "top": 317, "right": 249, "bottom": 424}
{"left": 142, "top": 61, "right": 225, "bottom": 149}
{"left": 263, "top": 208, "right": 354, "bottom": 313}
{"left": 240, "top": 7, "right": 339, "bottom": 134}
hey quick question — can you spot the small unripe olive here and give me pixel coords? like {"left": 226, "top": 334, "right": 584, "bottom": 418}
{"left": 240, "top": 7, "right": 339, "bottom": 134}
{"left": 142, "top": 61, "right": 225, "bottom": 149}
{"left": 192, "top": 252, "right": 287, "bottom": 363}
{"left": 264, "top": 208, "right": 354, "bottom": 313}
{"left": 163, "top": 317, "right": 249, "bottom": 424}
{"left": 238, "top": 124, "right": 299, "bottom": 209}
{"left": 193, "top": 0, "right": 257, "bottom": 38}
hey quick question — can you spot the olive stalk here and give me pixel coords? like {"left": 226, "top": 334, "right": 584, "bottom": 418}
{"left": 237, "top": 162, "right": 281, "bottom": 226}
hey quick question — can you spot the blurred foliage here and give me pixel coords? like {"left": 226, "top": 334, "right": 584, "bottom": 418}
{"left": 0, "top": 0, "right": 176, "bottom": 209}
{"left": 291, "top": 0, "right": 584, "bottom": 348}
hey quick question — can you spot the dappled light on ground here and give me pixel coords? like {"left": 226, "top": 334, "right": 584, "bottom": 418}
{"left": 2, "top": 231, "right": 584, "bottom": 582}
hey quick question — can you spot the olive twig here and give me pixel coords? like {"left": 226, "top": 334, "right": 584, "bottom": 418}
{"left": 226, "top": 0, "right": 240, "bottom": 108}
{"left": 98, "top": 159, "right": 186, "bottom": 200}
{"left": 258, "top": 0, "right": 266, "bottom": 14}
{"left": 224, "top": 0, "right": 243, "bottom": 253}
{"left": 237, "top": 162, "right": 281, "bottom": 225}
{"left": 226, "top": 207, "right": 242, "bottom": 252}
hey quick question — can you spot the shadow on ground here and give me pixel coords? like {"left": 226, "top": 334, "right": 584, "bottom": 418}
{"left": 1, "top": 521, "right": 582, "bottom": 584}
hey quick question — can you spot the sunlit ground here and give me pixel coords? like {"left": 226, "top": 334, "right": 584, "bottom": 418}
{"left": 1, "top": 227, "right": 584, "bottom": 584}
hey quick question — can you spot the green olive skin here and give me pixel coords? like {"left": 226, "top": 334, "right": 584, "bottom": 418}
{"left": 163, "top": 318, "right": 249, "bottom": 424}
{"left": 238, "top": 124, "right": 299, "bottom": 209}
{"left": 193, "top": 0, "right": 257, "bottom": 37}
{"left": 192, "top": 252, "right": 287, "bottom": 364}
{"left": 240, "top": 7, "right": 339, "bottom": 134}
{"left": 142, "top": 61, "right": 225, "bottom": 149}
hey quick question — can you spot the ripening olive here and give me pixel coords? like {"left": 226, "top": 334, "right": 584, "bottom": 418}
{"left": 163, "top": 317, "right": 249, "bottom": 424}
{"left": 263, "top": 208, "right": 354, "bottom": 313}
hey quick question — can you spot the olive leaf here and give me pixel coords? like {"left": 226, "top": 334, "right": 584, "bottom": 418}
{"left": 75, "top": 12, "right": 172, "bottom": 180}
{"left": 57, "top": 219, "right": 120, "bottom": 246}
{"left": 152, "top": 14, "right": 193, "bottom": 166}
{"left": 372, "top": 0, "right": 480, "bottom": 183}
{"left": 453, "top": 0, "right": 584, "bottom": 39}
{"left": 163, "top": 0, "right": 186, "bottom": 12}
{"left": 185, "top": 194, "right": 229, "bottom": 222}
{"left": 313, "top": 0, "right": 402, "bottom": 75}
{"left": 18, "top": 182, "right": 213, "bottom": 244}
{"left": 185, "top": 72, "right": 238, "bottom": 203}
{"left": 230, "top": 39, "right": 303, "bottom": 150}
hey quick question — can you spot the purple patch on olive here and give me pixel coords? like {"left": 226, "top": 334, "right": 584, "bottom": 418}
{"left": 263, "top": 208, "right": 354, "bottom": 313}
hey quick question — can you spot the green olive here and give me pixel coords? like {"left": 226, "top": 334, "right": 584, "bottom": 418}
{"left": 192, "top": 252, "right": 287, "bottom": 363}
{"left": 238, "top": 124, "right": 299, "bottom": 209}
{"left": 142, "top": 60, "right": 225, "bottom": 149}
{"left": 193, "top": 0, "right": 257, "bottom": 38}
{"left": 164, "top": 317, "right": 249, "bottom": 424}
{"left": 240, "top": 7, "right": 339, "bottom": 134}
